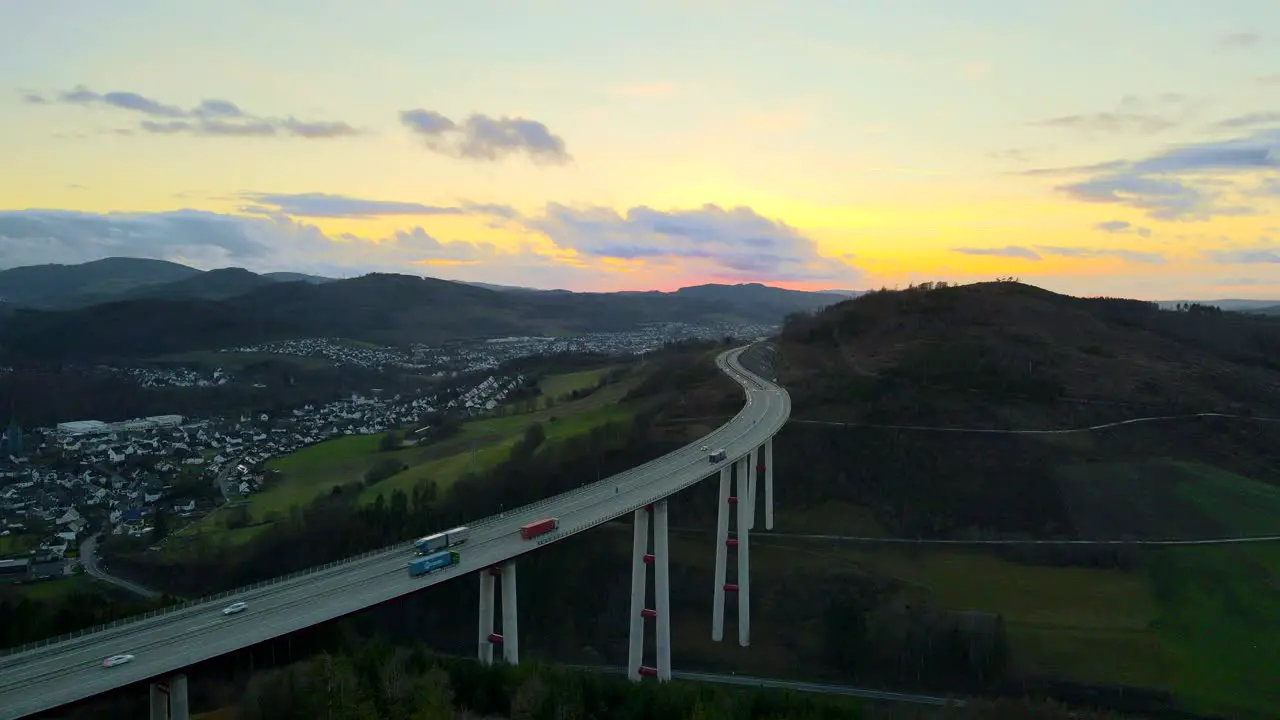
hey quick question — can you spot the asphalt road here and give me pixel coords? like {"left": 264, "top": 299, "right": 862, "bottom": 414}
{"left": 0, "top": 344, "right": 791, "bottom": 720}
{"left": 79, "top": 536, "right": 160, "bottom": 599}
{"left": 564, "top": 664, "right": 962, "bottom": 707}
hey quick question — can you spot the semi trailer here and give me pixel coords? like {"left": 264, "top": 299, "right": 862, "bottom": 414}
{"left": 413, "top": 526, "right": 472, "bottom": 554}
{"left": 520, "top": 518, "right": 558, "bottom": 540}
{"left": 409, "top": 550, "right": 460, "bottom": 577}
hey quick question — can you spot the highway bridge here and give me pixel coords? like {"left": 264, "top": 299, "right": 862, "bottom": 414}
{"left": 0, "top": 344, "right": 791, "bottom": 720}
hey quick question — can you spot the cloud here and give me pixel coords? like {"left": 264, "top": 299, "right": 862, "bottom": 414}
{"left": 952, "top": 246, "right": 1042, "bottom": 261}
{"left": 1035, "top": 245, "right": 1166, "bottom": 264}
{"left": 1260, "top": 75, "right": 1280, "bottom": 86}
{"left": 498, "top": 203, "right": 863, "bottom": 284}
{"left": 1016, "top": 160, "right": 1129, "bottom": 177}
{"left": 239, "top": 192, "right": 465, "bottom": 219}
{"left": 1218, "top": 32, "right": 1262, "bottom": 48}
{"left": 399, "top": 109, "right": 570, "bottom": 164}
{"left": 951, "top": 245, "right": 1164, "bottom": 264}
{"left": 0, "top": 199, "right": 857, "bottom": 289}
{"left": 1093, "top": 220, "right": 1153, "bottom": 238}
{"left": 1213, "top": 112, "right": 1280, "bottom": 130}
{"left": 25, "top": 86, "right": 359, "bottom": 139}
{"left": 0, "top": 208, "right": 596, "bottom": 288}
{"left": 1204, "top": 237, "right": 1280, "bottom": 264}
{"left": 1027, "top": 94, "right": 1190, "bottom": 136}
{"left": 1051, "top": 126, "right": 1280, "bottom": 220}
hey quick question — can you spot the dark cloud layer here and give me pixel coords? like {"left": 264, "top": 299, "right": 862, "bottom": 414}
{"left": 1031, "top": 127, "right": 1280, "bottom": 221}
{"left": 1094, "top": 220, "right": 1153, "bottom": 238}
{"left": 399, "top": 109, "right": 570, "bottom": 164}
{"left": 25, "top": 87, "right": 359, "bottom": 139}
{"left": 507, "top": 203, "right": 861, "bottom": 283}
{"left": 239, "top": 193, "right": 464, "bottom": 219}
{"left": 0, "top": 198, "right": 859, "bottom": 287}
{"left": 0, "top": 208, "right": 539, "bottom": 282}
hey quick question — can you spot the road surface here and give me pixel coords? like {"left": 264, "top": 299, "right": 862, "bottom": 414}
{"left": 563, "top": 664, "right": 962, "bottom": 707}
{"left": 0, "top": 344, "right": 790, "bottom": 720}
{"left": 79, "top": 536, "right": 160, "bottom": 599}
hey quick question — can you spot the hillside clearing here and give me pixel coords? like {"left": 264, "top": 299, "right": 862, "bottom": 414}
{"left": 537, "top": 367, "right": 614, "bottom": 406}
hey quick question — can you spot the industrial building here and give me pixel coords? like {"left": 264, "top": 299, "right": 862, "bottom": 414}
{"left": 55, "top": 415, "right": 184, "bottom": 438}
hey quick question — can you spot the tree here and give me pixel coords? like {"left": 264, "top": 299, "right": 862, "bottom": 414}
{"left": 379, "top": 431, "right": 402, "bottom": 452}
{"left": 149, "top": 507, "right": 169, "bottom": 544}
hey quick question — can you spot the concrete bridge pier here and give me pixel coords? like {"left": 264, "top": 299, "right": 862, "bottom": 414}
{"left": 627, "top": 501, "right": 671, "bottom": 681}
{"left": 501, "top": 562, "right": 519, "bottom": 664}
{"left": 147, "top": 674, "right": 188, "bottom": 720}
{"left": 764, "top": 437, "right": 775, "bottom": 531}
{"left": 735, "top": 455, "right": 752, "bottom": 647}
{"left": 711, "top": 465, "right": 732, "bottom": 642}
{"left": 478, "top": 561, "right": 519, "bottom": 665}
{"left": 477, "top": 569, "right": 496, "bottom": 665}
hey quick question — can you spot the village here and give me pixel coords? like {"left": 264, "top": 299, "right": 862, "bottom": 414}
{"left": 0, "top": 321, "right": 774, "bottom": 584}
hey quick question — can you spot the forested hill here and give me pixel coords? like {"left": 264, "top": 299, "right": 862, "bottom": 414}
{"left": 773, "top": 282, "right": 1280, "bottom": 539}
{"left": 0, "top": 272, "right": 845, "bottom": 362}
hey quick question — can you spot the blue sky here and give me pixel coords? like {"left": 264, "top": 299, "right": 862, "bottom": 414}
{"left": 1, "top": 0, "right": 1277, "bottom": 296}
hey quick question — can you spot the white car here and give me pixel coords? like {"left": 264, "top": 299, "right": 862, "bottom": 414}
{"left": 103, "top": 654, "right": 134, "bottom": 668}
{"left": 221, "top": 602, "right": 248, "bottom": 616}
{"left": 699, "top": 445, "right": 709, "bottom": 451}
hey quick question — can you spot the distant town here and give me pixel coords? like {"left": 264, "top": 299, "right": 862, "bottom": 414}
{"left": 0, "top": 321, "right": 773, "bottom": 584}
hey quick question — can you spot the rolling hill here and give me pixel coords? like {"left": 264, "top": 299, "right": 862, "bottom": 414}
{"left": 0, "top": 258, "right": 335, "bottom": 309}
{"left": 0, "top": 270, "right": 850, "bottom": 361}
{"left": 766, "top": 281, "right": 1280, "bottom": 717}
{"left": 0, "top": 257, "right": 203, "bottom": 308}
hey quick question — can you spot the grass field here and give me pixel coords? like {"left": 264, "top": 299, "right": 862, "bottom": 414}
{"left": 0, "top": 574, "right": 104, "bottom": 601}
{"left": 730, "top": 459, "right": 1280, "bottom": 718}
{"left": 0, "top": 534, "right": 39, "bottom": 556}
{"left": 537, "top": 367, "right": 613, "bottom": 407}
{"left": 170, "top": 366, "right": 641, "bottom": 553}
{"left": 629, "top": 457, "right": 1280, "bottom": 717}
{"left": 359, "top": 384, "right": 640, "bottom": 505}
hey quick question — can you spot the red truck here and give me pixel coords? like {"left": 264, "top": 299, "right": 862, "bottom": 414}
{"left": 520, "top": 518, "right": 559, "bottom": 540}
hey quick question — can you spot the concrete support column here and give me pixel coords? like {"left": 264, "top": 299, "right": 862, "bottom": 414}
{"left": 627, "top": 505, "right": 651, "bottom": 681}
{"left": 764, "top": 437, "right": 775, "bottom": 531}
{"left": 148, "top": 682, "right": 168, "bottom": 720}
{"left": 747, "top": 446, "right": 759, "bottom": 530}
{"left": 735, "top": 457, "right": 751, "bottom": 647}
{"left": 169, "top": 674, "right": 189, "bottom": 720}
{"left": 653, "top": 500, "right": 672, "bottom": 681}
{"left": 478, "top": 571, "right": 495, "bottom": 665}
{"left": 500, "top": 562, "right": 519, "bottom": 664}
{"left": 711, "top": 465, "right": 731, "bottom": 642}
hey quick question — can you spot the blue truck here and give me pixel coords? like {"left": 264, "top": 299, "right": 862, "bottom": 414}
{"left": 413, "top": 526, "right": 472, "bottom": 554}
{"left": 409, "top": 550, "right": 460, "bottom": 578}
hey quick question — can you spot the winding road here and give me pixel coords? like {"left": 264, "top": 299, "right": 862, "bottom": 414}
{"left": 79, "top": 536, "right": 160, "bottom": 599}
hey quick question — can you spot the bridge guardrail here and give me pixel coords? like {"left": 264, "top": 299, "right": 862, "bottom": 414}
{"left": 0, "top": 345, "right": 771, "bottom": 658}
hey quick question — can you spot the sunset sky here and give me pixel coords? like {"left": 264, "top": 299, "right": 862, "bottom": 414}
{"left": 1, "top": 0, "right": 1278, "bottom": 298}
